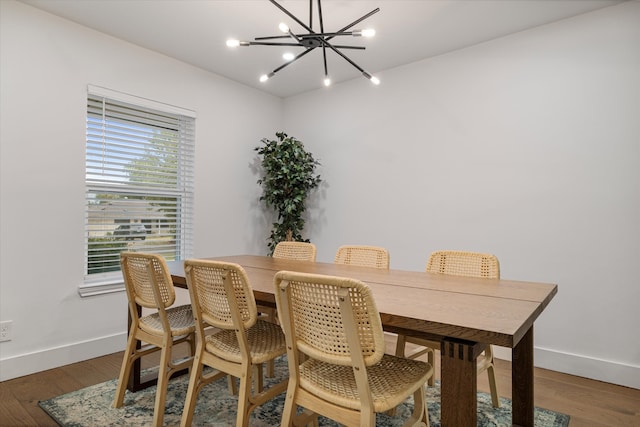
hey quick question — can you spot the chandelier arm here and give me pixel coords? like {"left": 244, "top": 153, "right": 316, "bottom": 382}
{"left": 322, "top": 46, "right": 329, "bottom": 77}
{"left": 269, "top": 0, "right": 315, "bottom": 34}
{"left": 327, "top": 8, "right": 380, "bottom": 41}
{"left": 321, "top": 39, "right": 367, "bottom": 74}
{"left": 270, "top": 47, "right": 316, "bottom": 75}
{"left": 286, "top": 29, "right": 302, "bottom": 44}
{"left": 256, "top": 32, "right": 361, "bottom": 41}
{"left": 322, "top": 44, "right": 365, "bottom": 50}
{"left": 317, "top": 0, "right": 329, "bottom": 80}
{"left": 247, "top": 41, "right": 305, "bottom": 47}
{"left": 317, "top": 0, "right": 324, "bottom": 33}
{"left": 254, "top": 35, "right": 291, "bottom": 41}
{"left": 299, "top": 32, "right": 358, "bottom": 38}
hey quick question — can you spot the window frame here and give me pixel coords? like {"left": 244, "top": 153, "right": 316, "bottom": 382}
{"left": 80, "top": 85, "right": 195, "bottom": 297}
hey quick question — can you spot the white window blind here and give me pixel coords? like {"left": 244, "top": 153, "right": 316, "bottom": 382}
{"left": 81, "top": 86, "right": 195, "bottom": 297}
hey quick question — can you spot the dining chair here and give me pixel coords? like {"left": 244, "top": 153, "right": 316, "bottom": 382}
{"left": 334, "top": 243, "right": 398, "bottom": 414}
{"left": 334, "top": 243, "right": 397, "bottom": 416}
{"left": 333, "top": 245, "right": 390, "bottom": 269}
{"left": 180, "top": 259, "right": 288, "bottom": 427}
{"left": 273, "top": 241, "right": 317, "bottom": 261}
{"left": 113, "top": 252, "right": 196, "bottom": 427}
{"left": 262, "top": 240, "right": 319, "bottom": 378}
{"left": 264, "top": 241, "right": 317, "bottom": 322}
{"left": 275, "top": 270, "right": 433, "bottom": 427}
{"left": 395, "top": 250, "right": 501, "bottom": 408}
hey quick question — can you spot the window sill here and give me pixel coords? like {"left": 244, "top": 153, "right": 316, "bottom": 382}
{"left": 78, "top": 278, "right": 125, "bottom": 297}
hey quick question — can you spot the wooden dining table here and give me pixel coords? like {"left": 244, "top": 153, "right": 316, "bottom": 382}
{"left": 160, "top": 254, "right": 556, "bottom": 427}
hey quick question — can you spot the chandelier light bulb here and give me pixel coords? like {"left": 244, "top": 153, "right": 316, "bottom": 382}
{"left": 362, "top": 71, "right": 380, "bottom": 85}
{"left": 259, "top": 72, "right": 275, "bottom": 83}
{"left": 361, "top": 28, "right": 376, "bottom": 38}
{"left": 226, "top": 39, "right": 240, "bottom": 48}
{"left": 279, "top": 22, "right": 290, "bottom": 33}
{"left": 324, "top": 77, "right": 331, "bottom": 87}
{"left": 282, "top": 52, "right": 295, "bottom": 61}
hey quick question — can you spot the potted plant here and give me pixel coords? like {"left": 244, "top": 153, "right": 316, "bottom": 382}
{"left": 255, "top": 132, "right": 322, "bottom": 254}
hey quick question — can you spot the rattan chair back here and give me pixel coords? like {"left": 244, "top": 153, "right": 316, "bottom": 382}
{"left": 426, "top": 250, "right": 500, "bottom": 279}
{"left": 183, "top": 259, "right": 257, "bottom": 331}
{"left": 275, "top": 271, "right": 385, "bottom": 367}
{"left": 273, "top": 241, "right": 317, "bottom": 261}
{"left": 121, "top": 251, "right": 176, "bottom": 309}
{"left": 333, "top": 245, "right": 389, "bottom": 269}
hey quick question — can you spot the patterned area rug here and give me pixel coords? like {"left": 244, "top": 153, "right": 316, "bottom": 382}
{"left": 39, "top": 357, "right": 569, "bottom": 426}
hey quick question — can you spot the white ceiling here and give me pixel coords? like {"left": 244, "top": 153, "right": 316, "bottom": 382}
{"left": 20, "top": 0, "right": 624, "bottom": 98}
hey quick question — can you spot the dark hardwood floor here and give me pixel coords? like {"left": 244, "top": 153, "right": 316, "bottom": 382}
{"left": 1, "top": 341, "right": 638, "bottom": 426}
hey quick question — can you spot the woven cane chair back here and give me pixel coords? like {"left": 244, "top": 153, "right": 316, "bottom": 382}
{"left": 273, "top": 241, "right": 317, "bottom": 261}
{"left": 184, "top": 260, "right": 257, "bottom": 331}
{"left": 426, "top": 250, "right": 500, "bottom": 279}
{"left": 334, "top": 245, "right": 390, "bottom": 269}
{"left": 120, "top": 252, "right": 176, "bottom": 309}
{"left": 275, "top": 271, "right": 385, "bottom": 367}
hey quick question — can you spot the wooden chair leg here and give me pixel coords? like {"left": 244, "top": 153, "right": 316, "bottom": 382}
{"left": 236, "top": 368, "right": 254, "bottom": 427}
{"left": 395, "top": 334, "right": 407, "bottom": 357}
{"left": 180, "top": 359, "right": 204, "bottom": 427}
{"left": 152, "top": 345, "right": 172, "bottom": 427}
{"left": 113, "top": 332, "right": 138, "bottom": 408}
{"left": 280, "top": 389, "right": 296, "bottom": 427}
{"left": 427, "top": 349, "right": 436, "bottom": 387}
{"left": 227, "top": 375, "right": 238, "bottom": 395}
{"left": 487, "top": 363, "right": 500, "bottom": 408}
{"left": 403, "top": 386, "right": 429, "bottom": 427}
{"left": 253, "top": 364, "right": 264, "bottom": 392}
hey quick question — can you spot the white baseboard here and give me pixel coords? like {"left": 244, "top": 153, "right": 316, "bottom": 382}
{"left": 534, "top": 346, "right": 640, "bottom": 389}
{"left": 0, "top": 333, "right": 126, "bottom": 382}
{"left": 492, "top": 345, "right": 639, "bottom": 390}
{"left": 2, "top": 336, "right": 638, "bottom": 390}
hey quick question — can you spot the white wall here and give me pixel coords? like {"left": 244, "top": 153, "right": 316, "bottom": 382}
{"left": 0, "top": 1, "right": 281, "bottom": 380}
{"left": 283, "top": 2, "right": 640, "bottom": 389}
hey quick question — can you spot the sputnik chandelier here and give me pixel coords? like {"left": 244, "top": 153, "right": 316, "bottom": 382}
{"left": 226, "top": 0, "right": 380, "bottom": 87}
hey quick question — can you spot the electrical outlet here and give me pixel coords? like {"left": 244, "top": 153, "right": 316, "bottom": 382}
{"left": 0, "top": 320, "right": 13, "bottom": 342}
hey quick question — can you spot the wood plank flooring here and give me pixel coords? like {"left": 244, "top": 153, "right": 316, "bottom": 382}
{"left": 1, "top": 341, "right": 638, "bottom": 426}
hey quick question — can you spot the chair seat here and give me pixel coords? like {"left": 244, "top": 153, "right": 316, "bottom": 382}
{"left": 206, "top": 319, "right": 286, "bottom": 364}
{"left": 139, "top": 304, "right": 195, "bottom": 337}
{"left": 299, "top": 354, "right": 433, "bottom": 412}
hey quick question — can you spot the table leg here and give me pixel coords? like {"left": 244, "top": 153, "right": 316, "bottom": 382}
{"left": 512, "top": 326, "right": 534, "bottom": 427}
{"left": 440, "top": 338, "right": 485, "bottom": 427}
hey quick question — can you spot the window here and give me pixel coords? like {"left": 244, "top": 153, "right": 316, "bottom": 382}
{"left": 81, "top": 86, "right": 195, "bottom": 297}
